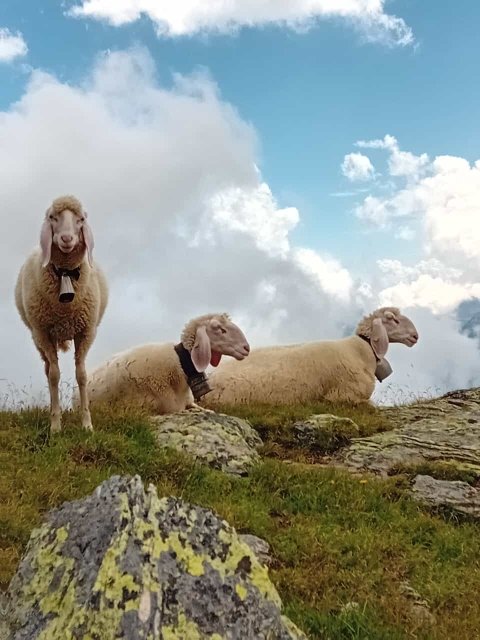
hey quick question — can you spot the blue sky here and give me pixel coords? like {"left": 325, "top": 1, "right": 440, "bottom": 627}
{"left": 1, "top": 1, "right": 480, "bottom": 403}
{"left": 2, "top": 0, "right": 480, "bottom": 269}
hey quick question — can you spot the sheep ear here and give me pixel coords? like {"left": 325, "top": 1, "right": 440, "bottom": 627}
{"left": 40, "top": 218, "right": 52, "bottom": 267}
{"left": 190, "top": 325, "right": 211, "bottom": 372}
{"left": 82, "top": 218, "right": 94, "bottom": 267}
{"left": 371, "top": 318, "right": 389, "bottom": 359}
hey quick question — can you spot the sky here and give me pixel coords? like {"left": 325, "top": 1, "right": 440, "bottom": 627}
{"left": 1, "top": 0, "right": 479, "bottom": 407}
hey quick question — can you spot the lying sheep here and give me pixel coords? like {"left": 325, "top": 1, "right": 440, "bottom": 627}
{"left": 15, "top": 196, "right": 108, "bottom": 432}
{"left": 78, "top": 313, "right": 250, "bottom": 414}
{"left": 204, "top": 307, "right": 419, "bottom": 407}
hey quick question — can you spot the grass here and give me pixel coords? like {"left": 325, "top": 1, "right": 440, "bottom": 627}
{"left": 2, "top": 403, "right": 480, "bottom": 639}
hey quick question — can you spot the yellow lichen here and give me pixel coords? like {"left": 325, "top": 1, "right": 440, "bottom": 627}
{"left": 235, "top": 583, "right": 248, "bottom": 600}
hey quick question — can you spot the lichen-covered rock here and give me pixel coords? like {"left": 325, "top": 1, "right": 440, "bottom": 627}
{"left": 293, "top": 414, "right": 359, "bottom": 452}
{"left": 339, "top": 388, "right": 480, "bottom": 475}
{"left": 152, "top": 409, "right": 263, "bottom": 476}
{"left": 412, "top": 474, "right": 480, "bottom": 519}
{"left": 6, "top": 475, "right": 307, "bottom": 640}
{"left": 239, "top": 535, "right": 272, "bottom": 567}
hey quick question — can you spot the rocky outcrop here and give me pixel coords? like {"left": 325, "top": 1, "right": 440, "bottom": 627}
{"left": 338, "top": 389, "right": 480, "bottom": 476}
{"left": 6, "top": 475, "right": 306, "bottom": 640}
{"left": 152, "top": 409, "right": 263, "bottom": 476}
{"left": 412, "top": 474, "right": 480, "bottom": 519}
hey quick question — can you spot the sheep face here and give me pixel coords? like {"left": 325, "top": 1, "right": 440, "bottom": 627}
{"left": 40, "top": 199, "right": 94, "bottom": 267}
{"left": 190, "top": 316, "right": 250, "bottom": 372}
{"left": 382, "top": 309, "right": 419, "bottom": 347}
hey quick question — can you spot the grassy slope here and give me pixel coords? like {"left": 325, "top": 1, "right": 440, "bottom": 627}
{"left": 2, "top": 404, "right": 480, "bottom": 640}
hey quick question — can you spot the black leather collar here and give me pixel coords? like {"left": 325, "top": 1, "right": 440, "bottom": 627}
{"left": 174, "top": 343, "right": 212, "bottom": 400}
{"left": 52, "top": 265, "right": 81, "bottom": 281}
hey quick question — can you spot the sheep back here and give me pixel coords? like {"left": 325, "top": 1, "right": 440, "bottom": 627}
{"left": 83, "top": 343, "right": 193, "bottom": 414}
{"left": 204, "top": 336, "right": 377, "bottom": 407}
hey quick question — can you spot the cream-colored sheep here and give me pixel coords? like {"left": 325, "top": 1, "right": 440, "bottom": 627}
{"left": 79, "top": 313, "right": 250, "bottom": 414}
{"left": 15, "top": 195, "right": 108, "bottom": 432}
{"left": 204, "top": 307, "right": 419, "bottom": 407}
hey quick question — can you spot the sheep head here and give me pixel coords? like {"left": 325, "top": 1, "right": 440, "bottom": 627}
{"left": 182, "top": 313, "right": 250, "bottom": 372}
{"left": 40, "top": 195, "right": 94, "bottom": 268}
{"left": 356, "top": 307, "right": 418, "bottom": 359}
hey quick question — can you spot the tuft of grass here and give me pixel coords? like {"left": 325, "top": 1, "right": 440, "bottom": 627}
{"left": 388, "top": 461, "right": 480, "bottom": 486}
{"left": 3, "top": 405, "right": 480, "bottom": 639}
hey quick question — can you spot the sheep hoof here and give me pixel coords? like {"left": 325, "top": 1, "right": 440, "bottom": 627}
{"left": 50, "top": 418, "right": 62, "bottom": 433}
{"left": 81, "top": 413, "right": 94, "bottom": 431}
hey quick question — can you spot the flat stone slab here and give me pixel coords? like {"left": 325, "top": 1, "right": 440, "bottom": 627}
{"left": 6, "top": 475, "right": 307, "bottom": 640}
{"left": 152, "top": 409, "right": 263, "bottom": 476}
{"left": 338, "top": 388, "right": 480, "bottom": 476}
{"left": 412, "top": 474, "right": 480, "bottom": 519}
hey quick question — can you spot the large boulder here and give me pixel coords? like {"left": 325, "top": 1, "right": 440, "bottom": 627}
{"left": 6, "top": 475, "right": 306, "bottom": 640}
{"left": 338, "top": 389, "right": 480, "bottom": 476}
{"left": 152, "top": 409, "right": 263, "bottom": 476}
{"left": 412, "top": 474, "right": 480, "bottom": 519}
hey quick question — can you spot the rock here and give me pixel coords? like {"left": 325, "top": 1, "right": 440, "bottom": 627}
{"left": 152, "top": 409, "right": 263, "bottom": 476}
{"left": 399, "top": 581, "right": 435, "bottom": 627}
{"left": 239, "top": 535, "right": 272, "bottom": 567}
{"left": 6, "top": 475, "right": 307, "bottom": 640}
{"left": 293, "top": 414, "right": 359, "bottom": 452}
{"left": 412, "top": 474, "right": 480, "bottom": 519}
{"left": 338, "top": 388, "right": 480, "bottom": 475}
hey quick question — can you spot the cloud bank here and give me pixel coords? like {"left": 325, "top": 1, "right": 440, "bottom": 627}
{"left": 67, "top": 0, "right": 413, "bottom": 47}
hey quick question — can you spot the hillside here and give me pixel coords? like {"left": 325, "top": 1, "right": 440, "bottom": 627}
{"left": 2, "top": 392, "right": 480, "bottom": 639}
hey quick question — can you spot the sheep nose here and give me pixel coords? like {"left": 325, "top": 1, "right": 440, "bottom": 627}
{"left": 412, "top": 333, "right": 419, "bottom": 341}
{"left": 61, "top": 234, "right": 73, "bottom": 244}
{"left": 243, "top": 343, "right": 250, "bottom": 353}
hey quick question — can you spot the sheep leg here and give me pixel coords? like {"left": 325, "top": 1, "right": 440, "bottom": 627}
{"left": 74, "top": 333, "right": 94, "bottom": 431}
{"left": 34, "top": 334, "right": 62, "bottom": 432}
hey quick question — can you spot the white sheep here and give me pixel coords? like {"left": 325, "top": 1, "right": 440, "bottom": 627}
{"left": 203, "top": 307, "right": 419, "bottom": 407}
{"left": 78, "top": 313, "right": 250, "bottom": 414}
{"left": 15, "top": 195, "right": 108, "bottom": 432}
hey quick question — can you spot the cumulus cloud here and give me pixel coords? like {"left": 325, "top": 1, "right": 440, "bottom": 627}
{"left": 67, "top": 0, "right": 413, "bottom": 46}
{"left": 341, "top": 152, "right": 375, "bottom": 182}
{"left": 0, "top": 28, "right": 27, "bottom": 62}
{"left": 356, "top": 134, "right": 429, "bottom": 179}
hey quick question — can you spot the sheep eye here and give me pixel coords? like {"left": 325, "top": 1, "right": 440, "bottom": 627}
{"left": 49, "top": 215, "right": 57, "bottom": 221}
{"left": 220, "top": 328, "right": 227, "bottom": 334}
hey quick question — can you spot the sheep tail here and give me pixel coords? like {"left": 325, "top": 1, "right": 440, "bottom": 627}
{"left": 58, "top": 340, "right": 72, "bottom": 353}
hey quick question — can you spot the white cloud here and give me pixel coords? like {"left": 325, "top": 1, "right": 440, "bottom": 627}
{"left": 341, "top": 152, "right": 375, "bottom": 182}
{"left": 356, "top": 134, "right": 429, "bottom": 179}
{"left": 0, "top": 28, "right": 27, "bottom": 62}
{"left": 379, "top": 275, "right": 480, "bottom": 314}
{"left": 293, "top": 248, "right": 354, "bottom": 302}
{"left": 67, "top": 0, "right": 413, "bottom": 46}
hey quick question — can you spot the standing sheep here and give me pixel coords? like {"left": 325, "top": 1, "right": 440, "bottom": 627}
{"left": 203, "top": 307, "right": 419, "bottom": 407}
{"left": 79, "top": 313, "right": 250, "bottom": 414}
{"left": 15, "top": 195, "right": 108, "bottom": 432}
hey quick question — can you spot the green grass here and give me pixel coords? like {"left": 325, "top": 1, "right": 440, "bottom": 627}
{"left": 2, "top": 404, "right": 480, "bottom": 639}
